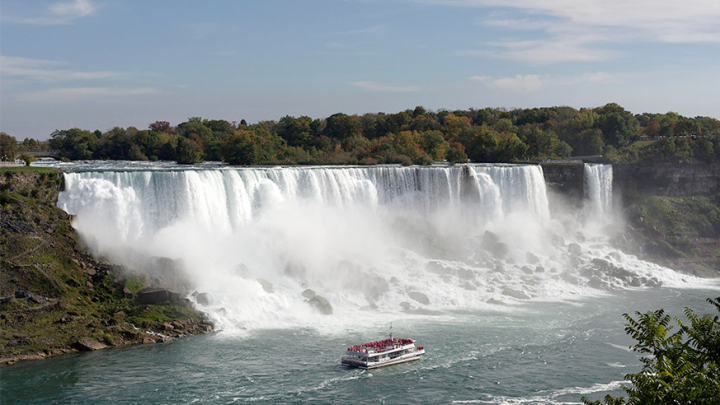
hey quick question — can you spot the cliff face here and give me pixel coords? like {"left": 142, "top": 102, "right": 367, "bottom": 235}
{"left": 0, "top": 168, "right": 211, "bottom": 365}
{"left": 540, "top": 162, "right": 720, "bottom": 276}
{"left": 613, "top": 163, "right": 720, "bottom": 205}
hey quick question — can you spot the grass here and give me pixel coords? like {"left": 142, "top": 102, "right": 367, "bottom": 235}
{"left": 0, "top": 166, "right": 59, "bottom": 174}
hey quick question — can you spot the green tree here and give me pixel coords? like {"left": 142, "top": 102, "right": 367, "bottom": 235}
{"left": 0, "top": 132, "right": 18, "bottom": 161}
{"left": 176, "top": 134, "right": 204, "bottom": 164}
{"left": 19, "top": 152, "right": 37, "bottom": 166}
{"left": 583, "top": 297, "right": 720, "bottom": 405}
{"left": 222, "top": 130, "right": 258, "bottom": 165}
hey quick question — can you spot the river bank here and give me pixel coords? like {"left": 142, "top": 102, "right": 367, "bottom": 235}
{"left": 0, "top": 168, "right": 213, "bottom": 365}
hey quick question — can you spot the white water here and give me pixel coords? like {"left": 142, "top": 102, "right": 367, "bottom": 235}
{"left": 57, "top": 163, "right": 709, "bottom": 332}
{"left": 584, "top": 164, "right": 613, "bottom": 220}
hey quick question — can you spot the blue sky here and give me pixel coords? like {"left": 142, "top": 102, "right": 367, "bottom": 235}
{"left": 1, "top": 0, "right": 719, "bottom": 140}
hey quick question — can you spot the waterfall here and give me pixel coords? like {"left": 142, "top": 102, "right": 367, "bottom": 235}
{"left": 56, "top": 163, "right": 693, "bottom": 332}
{"left": 584, "top": 164, "right": 613, "bottom": 219}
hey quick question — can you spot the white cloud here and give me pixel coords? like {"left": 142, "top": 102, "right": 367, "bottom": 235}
{"left": 350, "top": 81, "right": 420, "bottom": 92}
{"left": 422, "top": 0, "right": 720, "bottom": 64}
{"left": 50, "top": 0, "right": 95, "bottom": 18}
{"left": 19, "top": 87, "right": 162, "bottom": 103}
{"left": 17, "top": 0, "right": 97, "bottom": 25}
{"left": 0, "top": 55, "right": 120, "bottom": 82}
{"left": 471, "top": 74, "right": 544, "bottom": 93}
{"left": 419, "top": 0, "right": 720, "bottom": 43}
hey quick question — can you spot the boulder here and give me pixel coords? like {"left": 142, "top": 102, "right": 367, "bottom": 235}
{"left": 136, "top": 289, "right": 171, "bottom": 305}
{"left": 307, "top": 295, "right": 333, "bottom": 315}
{"left": 74, "top": 338, "right": 108, "bottom": 351}
{"left": 502, "top": 287, "right": 530, "bottom": 300}
{"left": 408, "top": 291, "right": 430, "bottom": 305}
{"left": 195, "top": 292, "right": 212, "bottom": 306}
{"left": 257, "top": 279, "right": 273, "bottom": 293}
{"left": 284, "top": 262, "right": 307, "bottom": 279}
{"left": 301, "top": 289, "right": 316, "bottom": 299}
{"left": 122, "top": 287, "right": 134, "bottom": 299}
{"left": 399, "top": 301, "right": 411, "bottom": 310}
{"left": 568, "top": 243, "right": 582, "bottom": 257}
{"left": 526, "top": 252, "right": 540, "bottom": 264}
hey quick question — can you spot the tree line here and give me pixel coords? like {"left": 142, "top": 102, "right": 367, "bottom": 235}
{"left": 3, "top": 103, "right": 720, "bottom": 165}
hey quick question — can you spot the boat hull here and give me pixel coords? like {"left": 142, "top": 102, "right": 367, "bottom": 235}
{"left": 342, "top": 351, "right": 425, "bottom": 370}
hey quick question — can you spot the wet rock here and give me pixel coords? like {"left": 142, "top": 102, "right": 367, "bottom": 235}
{"left": 256, "top": 279, "right": 273, "bottom": 293}
{"left": 301, "top": 289, "right": 316, "bottom": 299}
{"left": 284, "top": 262, "right": 307, "bottom": 280}
{"left": 526, "top": 252, "right": 540, "bottom": 264}
{"left": 568, "top": 243, "right": 582, "bottom": 257}
{"left": 74, "top": 338, "right": 108, "bottom": 351}
{"left": 426, "top": 261, "right": 450, "bottom": 275}
{"left": 607, "top": 252, "right": 621, "bottom": 261}
{"left": 487, "top": 298, "right": 505, "bottom": 305}
{"left": 646, "top": 277, "right": 663, "bottom": 288}
{"left": 482, "top": 231, "right": 508, "bottom": 258}
{"left": 399, "top": 301, "right": 411, "bottom": 310}
{"left": 521, "top": 266, "right": 533, "bottom": 275}
{"left": 408, "top": 291, "right": 430, "bottom": 305}
{"left": 195, "top": 292, "right": 212, "bottom": 306}
{"left": 456, "top": 268, "right": 474, "bottom": 280}
{"left": 460, "top": 282, "right": 477, "bottom": 291}
{"left": 535, "top": 266, "right": 545, "bottom": 273}
{"left": 502, "top": 287, "right": 530, "bottom": 300}
{"left": 588, "top": 277, "right": 605, "bottom": 289}
{"left": 307, "top": 295, "right": 333, "bottom": 315}
{"left": 232, "top": 263, "right": 251, "bottom": 278}
{"left": 629, "top": 277, "right": 642, "bottom": 287}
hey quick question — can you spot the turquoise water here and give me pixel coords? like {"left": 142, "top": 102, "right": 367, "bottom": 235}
{"left": 3, "top": 288, "right": 718, "bottom": 404}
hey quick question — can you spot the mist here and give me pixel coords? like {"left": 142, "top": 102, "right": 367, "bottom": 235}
{"left": 57, "top": 164, "right": 699, "bottom": 332}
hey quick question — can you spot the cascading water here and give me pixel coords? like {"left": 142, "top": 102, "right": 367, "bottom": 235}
{"left": 57, "top": 163, "right": 698, "bottom": 332}
{"left": 584, "top": 164, "right": 613, "bottom": 220}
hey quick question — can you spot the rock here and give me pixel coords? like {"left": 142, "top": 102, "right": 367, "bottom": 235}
{"left": 195, "top": 292, "right": 212, "bottom": 306}
{"left": 487, "top": 298, "right": 505, "bottom": 305}
{"left": 231, "top": 263, "right": 251, "bottom": 278}
{"left": 456, "top": 268, "right": 474, "bottom": 280}
{"left": 5, "top": 337, "right": 30, "bottom": 348}
{"left": 29, "top": 294, "right": 45, "bottom": 304}
{"left": 136, "top": 289, "right": 172, "bottom": 305}
{"left": 301, "top": 289, "right": 316, "bottom": 299}
{"left": 85, "top": 268, "right": 97, "bottom": 276}
{"left": 59, "top": 314, "right": 73, "bottom": 324}
{"left": 568, "top": 243, "right": 582, "bottom": 256}
{"left": 307, "top": 295, "right": 333, "bottom": 315}
{"left": 74, "top": 338, "right": 108, "bottom": 351}
{"left": 646, "top": 277, "right": 663, "bottom": 288}
{"left": 256, "top": 279, "right": 273, "bottom": 293}
{"left": 122, "top": 287, "right": 134, "bottom": 299}
{"left": 426, "top": 261, "right": 450, "bottom": 275}
{"left": 284, "top": 262, "right": 307, "bottom": 280}
{"left": 535, "top": 266, "right": 545, "bottom": 273}
{"left": 526, "top": 252, "right": 540, "bottom": 264}
{"left": 521, "top": 266, "right": 533, "bottom": 275}
{"left": 502, "top": 287, "right": 530, "bottom": 300}
{"left": 460, "top": 282, "right": 477, "bottom": 291}
{"left": 161, "top": 322, "right": 174, "bottom": 331}
{"left": 587, "top": 277, "right": 605, "bottom": 289}
{"left": 399, "top": 301, "right": 411, "bottom": 310}
{"left": 408, "top": 291, "right": 430, "bottom": 305}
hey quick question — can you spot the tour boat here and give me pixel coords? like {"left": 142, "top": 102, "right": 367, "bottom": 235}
{"left": 341, "top": 332, "right": 425, "bottom": 369}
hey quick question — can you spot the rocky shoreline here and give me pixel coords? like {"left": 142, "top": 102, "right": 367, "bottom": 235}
{"left": 1, "top": 168, "right": 213, "bottom": 365}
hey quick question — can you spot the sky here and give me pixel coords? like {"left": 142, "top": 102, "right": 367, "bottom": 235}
{"left": 1, "top": 0, "right": 719, "bottom": 140}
